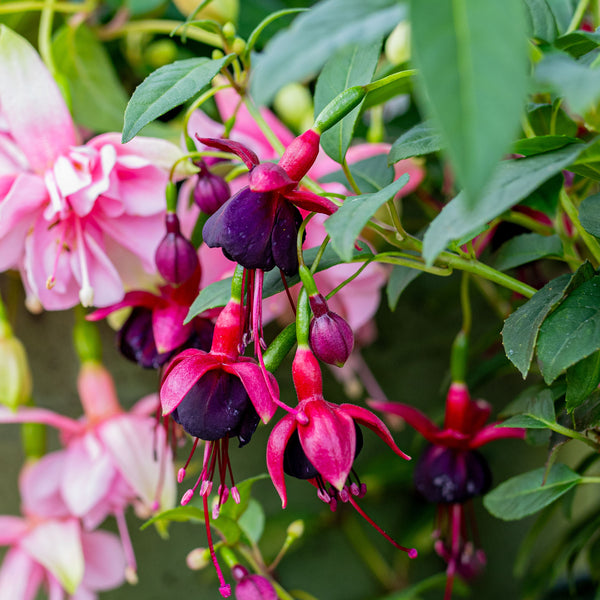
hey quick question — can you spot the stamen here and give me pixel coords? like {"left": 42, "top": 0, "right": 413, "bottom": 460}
{"left": 339, "top": 487, "right": 350, "bottom": 503}
{"left": 231, "top": 486, "right": 241, "bottom": 504}
{"left": 74, "top": 219, "right": 94, "bottom": 306}
{"left": 181, "top": 489, "right": 194, "bottom": 505}
{"left": 202, "top": 493, "right": 231, "bottom": 597}
{"left": 280, "top": 270, "right": 296, "bottom": 314}
{"left": 347, "top": 495, "right": 417, "bottom": 559}
{"left": 200, "top": 480, "right": 213, "bottom": 496}
{"left": 46, "top": 223, "right": 68, "bottom": 290}
{"left": 179, "top": 438, "right": 201, "bottom": 482}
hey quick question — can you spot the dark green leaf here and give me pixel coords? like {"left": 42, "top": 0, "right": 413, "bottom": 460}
{"left": 579, "top": 193, "right": 600, "bottom": 238}
{"left": 423, "top": 143, "right": 585, "bottom": 264}
{"left": 314, "top": 40, "right": 381, "bottom": 163}
{"left": 546, "top": 0, "right": 577, "bottom": 34}
{"left": 537, "top": 275, "right": 600, "bottom": 383}
{"left": 523, "top": 0, "right": 559, "bottom": 43}
{"left": 237, "top": 498, "right": 265, "bottom": 544}
{"left": 483, "top": 463, "right": 582, "bottom": 520}
{"left": 499, "top": 389, "right": 556, "bottom": 429}
{"left": 572, "top": 389, "right": 600, "bottom": 432}
{"left": 536, "top": 52, "right": 600, "bottom": 116}
{"left": 387, "top": 265, "right": 421, "bottom": 310}
{"left": 389, "top": 121, "right": 443, "bottom": 163}
{"left": 250, "top": 0, "right": 405, "bottom": 104}
{"left": 512, "top": 135, "right": 578, "bottom": 156}
{"left": 411, "top": 0, "right": 528, "bottom": 205}
{"left": 53, "top": 25, "right": 129, "bottom": 133}
{"left": 521, "top": 172, "right": 563, "bottom": 216}
{"left": 319, "top": 155, "right": 394, "bottom": 194}
{"left": 325, "top": 175, "right": 409, "bottom": 261}
{"left": 570, "top": 139, "right": 600, "bottom": 181}
{"left": 554, "top": 30, "right": 600, "bottom": 57}
{"left": 493, "top": 233, "right": 563, "bottom": 271}
{"left": 528, "top": 103, "right": 578, "bottom": 137}
{"left": 566, "top": 351, "right": 600, "bottom": 411}
{"left": 122, "top": 55, "right": 233, "bottom": 142}
{"left": 245, "top": 8, "right": 307, "bottom": 55}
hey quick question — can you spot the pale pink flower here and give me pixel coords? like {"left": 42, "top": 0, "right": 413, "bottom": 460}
{"left": 0, "top": 363, "right": 176, "bottom": 581}
{"left": 0, "top": 26, "right": 184, "bottom": 310}
{"left": 0, "top": 458, "right": 126, "bottom": 600}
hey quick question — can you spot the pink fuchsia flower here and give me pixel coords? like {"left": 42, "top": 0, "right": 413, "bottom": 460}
{"left": 369, "top": 383, "right": 525, "bottom": 599}
{"left": 88, "top": 265, "right": 215, "bottom": 369}
{"left": 0, "top": 26, "right": 185, "bottom": 310}
{"left": 0, "top": 362, "right": 176, "bottom": 582}
{"left": 267, "top": 345, "right": 416, "bottom": 557}
{"left": 0, "top": 457, "right": 126, "bottom": 600}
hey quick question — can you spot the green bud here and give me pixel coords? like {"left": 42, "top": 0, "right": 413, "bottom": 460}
{"left": 450, "top": 330, "right": 469, "bottom": 383}
{"left": 263, "top": 323, "right": 297, "bottom": 372}
{"left": 173, "top": 0, "right": 239, "bottom": 24}
{"left": 313, "top": 86, "right": 366, "bottom": 134}
{"left": 231, "top": 37, "right": 246, "bottom": 56}
{"left": 144, "top": 39, "right": 178, "bottom": 68}
{"left": 274, "top": 83, "right": 314, "bottom": 132}
{"left": 73, "top": 309, "right": 102, "bottom": 364}
{"left": 166, "top": 181, "right": 178, "bottom": 212}
{"left": 212, "top": 49, "right": 225, "bottom": 61}
{"left": 0, "top": 334, "right": 32, "bottom": 410}
{"left": 219, "top": 546, "right": 238, "bottom": 569}
{"left": 21, "top": 422, "right": 46, "bottom": 460}
{"left": 222, "top": 21, "right": 236, "bottom": 40}
{"left": 385, "top": 21, "right": 411, "bottom": 65}
{"left": 186, "top": 548, "right": 211, "bottom": 570}
{"left": 286, "top": 519, "right": 305, "bottom": 539}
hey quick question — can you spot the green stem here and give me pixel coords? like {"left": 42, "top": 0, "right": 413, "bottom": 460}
{"left": 545, "top": 422, "right": 599, "bottom": 450}
{"left": 341, "top": 159, "right": 361, "bottom": 195}
{"left": 0, "top": 0, "right": 96, "bottom": 13}
{"left": 581, "top": 476, "right": 600, "bottom": 484}
{"left": 297, "top": 213, "right": 316, "bottom": 269}
{"left": 183, "top": 84, "right": 231, "bottom": 150}
{"left": 560, "top": 188, "right": 600, "bottom": 266}
{"left": 504, "top": 211, "right": 555, "bottom": 236}
{"left": 325, "top": 260, "right": 372, "bottom": 300}
{"left": 567, "top": 0, "right": 590, "bottom": 32}
{"left": 460, "top": 273, "right": 472, "bottom": 336}
{"left": 39, "top": 0, "right": 57, "bottom": 76}
{"left": 309, "top": 235, "right": 330, "bottom": 274}
{"left": 365, "top": 253, "right": 452, "bottom": 276}
{"left": 363, "top": 69, "right": 416, "bottom": 93}
{"left": 243, "top": 97, "right": 285, "bottom": 154}
{"left": 97, "top": 19, "right": 222, "bottom": 48}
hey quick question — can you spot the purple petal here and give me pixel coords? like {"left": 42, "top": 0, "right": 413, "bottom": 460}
{"left": 271, "top": 201, "right": 301, "bottom": 277}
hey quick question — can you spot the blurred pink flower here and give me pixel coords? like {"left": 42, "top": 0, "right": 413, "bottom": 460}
{"left": 0, "top": 457, "right": 126, "bottom": 600}
{"left": 0, "top": 362, "right": 175, "bottom": 581}
{"left": 0, "top": 26, "right": 183, "bottom": 310}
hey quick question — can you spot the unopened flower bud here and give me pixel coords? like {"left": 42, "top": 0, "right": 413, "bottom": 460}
{"left": 232, "top": 565, "right": 277, "bottom": 600}
{"left": 186, "top": 547, "right": 211, "bottom": 570}
{"left": 193, "top": 168, "right": 231, "bottom": 215}
{"left": 278, "top": 129, "right": 321, "bottom": 182}
{"left": 0, "top": 331, "right": 32, "bottom": 411}
{"left": 155, "top": 212, "right": 200, "bottom": 285}
{"left": 231, "top": 37, "right": 246, "bottom": 56}
{"left": 308, "top": 294, "right": 354, "bottom": 367}
{"left": 385, "top": 21, "right": 411, "bottom": 65}
{"left": 274, "top": 83, "right": 314, "bottom": 132}
{"left": 222, "top": 22, "right": 236, "bottom": 40}
{"left": 286, "top": 519, "right": 304, "bottom": 539}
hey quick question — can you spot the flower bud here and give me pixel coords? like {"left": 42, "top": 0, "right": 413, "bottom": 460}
{"left": 278, "top": 129, "right": 320, "bottom": 182}
{"left": 231, "top": 565, "right": 277, "bottom": 600}
{"left": 186, "top": 548, "right": 211, "bottom": 570}
{"left": 173, "top": 0, "right": 239, "bottom": 23}
{"left": 0, "top": 333, "right": 32, "bottom": 410}
{"left": 274, "top": 83, "right": 314, "bottom": 132}
{"left": 308, "top": 294, "right": 354, "bottom": 367}
{"left": 193, "top": 168, "right": 231, "bottom": 215}
{"left": 155, "top": 212, "right": 200, "bottom": 285}
{"left": 385, "top": 21, "right": 411, "bottom": 65}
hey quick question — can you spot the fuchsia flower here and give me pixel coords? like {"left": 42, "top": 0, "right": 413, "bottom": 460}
{"left": 370, "top": 383, "right": 525, "bottom": 599}
{"left": 0, "top": 26, "right": 184, "bottom": 310}
{"left": 231, "top": 565, "right": 277, "bottom": 600}
{"left": 267, "top": 345, "right": 416, "bottom": 557}
{"left": 0, "top": 457, "right": 126, "bottom": 600}
{"left": 0, "top": 362, "right": 176, "bottom": 582}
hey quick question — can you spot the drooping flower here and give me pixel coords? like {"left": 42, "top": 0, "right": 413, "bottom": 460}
{"left": 267, "top": 345, "right": 416, "bottom": 557}
{"left": 0, "top": 26, "right": 185, "bottom": 310}
{"left": 370, "top": 382, "right": 525, "bottom": 599}
{"left": 0, "top": 363, "right": 176, "bottom": 582}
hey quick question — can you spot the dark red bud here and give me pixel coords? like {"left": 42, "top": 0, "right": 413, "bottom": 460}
{"left": 193, "top": 170, "right": 231, "bottom": 215}
{"left": 155, "top": 213, "right": 200, "bottom": 285}
{"left": 278, "top": 129, "right": 320, "bottom": 182}
{"left": 308, "top": 295, "right": 354, "bottom": 367}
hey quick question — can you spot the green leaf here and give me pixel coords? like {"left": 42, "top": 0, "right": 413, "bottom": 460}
{"left": 186, "top": 243, "right": 375, "bottom": 319}
{"left": 521, "top": 173, "right": 563, "bottom": 216}
{"left": 546, "top": 0, "right": 577, "bottom": 34}
{"left": 319, "top": 155, "right": 394, "bottom": 193}
{"left": 570, "top": 139, "right": 600, "bottom": 181}
{"left": 389, "top": 121, "right": 443, "bottom": 163}
{"left": 498, "top": 389, "right": 557, "bottom": 429}
{"left": 122, "top": 55, "right": 233, "bottom": 142}
{"left": 314, "top": 39, "right": 381, "bottom": 163}
{"left": 512, "top": 135, "right": 579, "bottom": 156}
{"left": 483, "top": 463, "right": 582, "bottom": 520}
{"left": 387, "top": 265, "right": 421, "bottom": 310}
{"left": 579, "top": 193, "right": 600, "bottom": 238}
{"left": 325, "top": 174, "right": 409, "bottom": 261}
{"left": 52, "top": 25, "right": 129, "bottom": 133}
{"left": 249, "top": 0, "right": 405, "bottom": 104}
{"left": 422, "top": 143, "right": 585, "bottom": 264}
{"left": 536, "top": 52, "right": 600, "bottom": 117}
{"left": 528, "top": 103, "right": 578, "bottom": 137}
{"left": 410, "top": 0, "right": 528, "bottom": 205}
{"left": 141, "top": 505, "right": 206, "bottom": 529}
{"left": 237, "top": 498, "right": 265, "bottom": 544}
{"left": 523, "top": 0, "right": 559, "bottom": 43}
{"left": 573, "top": 390, "right": 600, "bottom": 431}
{"left": 217, "top": 474, "right": 269, "bottom": 522}
{"left": 493, "top": 233, "right": 563, "bottom": 271}
{"left": 245, "top": 8, "right": 308, "bottom": 55}
{"left": 566, "top": 352, "right": 600, "bottom": 411}
{"left": 502, "top": 261, "right": 595, "bottom": 377}
{"left": 554, "top": 30, "right": 600, "bottom": 57}
{"left": 537, "top": 276, "right": 600, "bottom": 383}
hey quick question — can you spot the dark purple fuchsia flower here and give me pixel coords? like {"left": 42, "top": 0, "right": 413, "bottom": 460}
{"left": 88, "top": 266, "right": 214, "bottom": 369}
{"left": 267, "top": 344, "right": 417, "bottom": 557}
{"left": 159, "top": 296, "right": 278, "bottom": 597}
{"left": 199, "top": 130, "right": 337, "bottom": 277}
{"left": 370, "top": 383, "right": 525, "bottom": 599}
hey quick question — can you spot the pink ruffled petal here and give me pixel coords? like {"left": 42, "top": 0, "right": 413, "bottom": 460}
{"left": 0, "top": 26, "right": 77, "bottom": 172}
{"left": 266, "top": 415, "right": 297, "bottom": 508}
{"left": 341, "top": 403, "right": 410, "bottom": 460}
{"left": 0, "top": 548, "right": 43, "bottom": 600}
{"left": 159, "top": 353, "right": 220, "bottom": 415}
{"left": 20, "top": 519, "right": 84, "bottom": 595}
{"left": 229, "top": 362, "right": 278, "bottom": 423}
{"left": 80, "top": 529, "right": 126, "bottom": 592}
{"left": 300, "top": 399, "right": 355, "bottom": 490}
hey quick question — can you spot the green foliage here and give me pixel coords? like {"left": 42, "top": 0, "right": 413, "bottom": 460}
{"left": 389, "top": 121, "right": 443, "bottom": 162}
{"left": 493, "top": 233, "right": 563, "bottom": 272}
